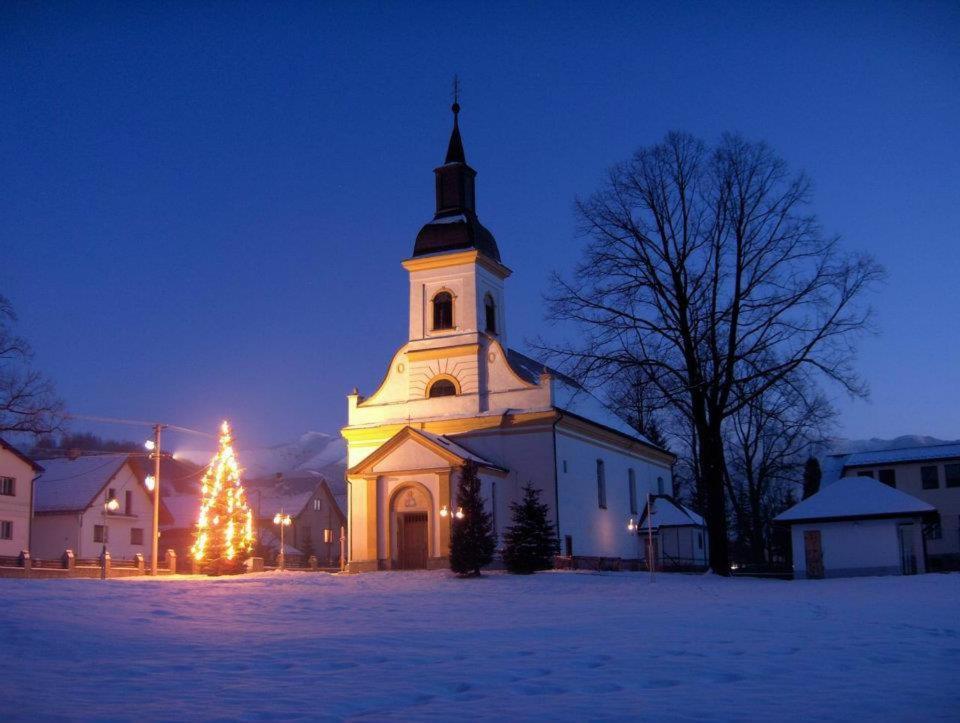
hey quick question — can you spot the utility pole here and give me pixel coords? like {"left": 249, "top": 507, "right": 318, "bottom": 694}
{"left": 151, "top": 424, "right": 162, "bottom": 576}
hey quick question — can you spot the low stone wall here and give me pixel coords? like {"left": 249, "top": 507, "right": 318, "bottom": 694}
{"left": 0, "top": 549, "right": 178, "bottom": 580}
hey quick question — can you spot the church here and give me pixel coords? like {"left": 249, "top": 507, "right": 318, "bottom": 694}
{"left": 341, "top": 101, "right": 675, "bottom": 572}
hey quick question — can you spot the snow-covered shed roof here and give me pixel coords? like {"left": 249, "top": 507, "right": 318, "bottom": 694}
{"left": 506, "top": 349, "right": 668, "bottom": 454}
{"left": 34, "top": 454, "right": 132, "bottom": 513}
{"left": 775, "top": 476, "right": 935, "bottom": 523}
{"left": 638, "top": 496, "right": 705, "bottom": 529}
{"left": 257, "top": 527, "right": 303, "bottom": 556}
{"left": 257, "top": 490, "right": 314, "bottom": 520}
{"left": 840, "top": 443, "right": 960, "bottom": 468}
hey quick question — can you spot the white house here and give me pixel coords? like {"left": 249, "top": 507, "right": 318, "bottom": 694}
{"left": 0, "top": 437, "right": 43, "bottom": 557}
{"left": 826, "top": 442, "right": 960, "bottom": 568}
{"left": 637, "top": 495, "right": 708, "bottom": 570}
{"left": 775, "top": 475, "right": 935, "bottom": 579}
{"left": 32, "top": 454, "right": 160, "bottom": 561}
{"left": 341, "top": 102, "right": 674, "bottom": 572}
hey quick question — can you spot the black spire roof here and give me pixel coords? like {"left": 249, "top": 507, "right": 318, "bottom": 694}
{"left": 412, "top": 101, "right": 501, "bottom": 262}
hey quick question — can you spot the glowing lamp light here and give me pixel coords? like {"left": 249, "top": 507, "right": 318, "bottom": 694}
{"left": 144, "top": 475, "right": 156, "bottom": 492}
{"left": 627, "top": 517, "right": 637, "bottom": 532}
{"left": 455, "top": 507, "right": 465, "bottom": 520}
{"left": 144, "top": 439, "right": 156, "bottom": 451}
{"left": 105, "top": 497, "right": 120, "bottom": 512}
{"left": 273, "top": 513, "right": 292, "bottom": 527}
{"left": 439, "top": 505, "right": 449, "bottom": 518}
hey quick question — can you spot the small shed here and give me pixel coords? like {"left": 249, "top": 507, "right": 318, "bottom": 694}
{"left": 637, "top": 495, "right": 708, "bottom": 570}
{"left": 775, "top": 475, "right": 936, "bottom": 579}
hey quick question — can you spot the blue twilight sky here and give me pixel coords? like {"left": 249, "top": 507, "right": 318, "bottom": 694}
{"left": 2, "top": 1, "right": 958, "bottom": 451}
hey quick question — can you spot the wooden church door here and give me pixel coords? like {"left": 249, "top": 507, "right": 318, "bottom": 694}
{"left": 398, "top": 512, "right": 429, "bottom": 569}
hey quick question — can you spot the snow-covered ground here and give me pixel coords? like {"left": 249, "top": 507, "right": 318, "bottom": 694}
{"left": 2, "top": 571, "right": 958, "bottom": 720}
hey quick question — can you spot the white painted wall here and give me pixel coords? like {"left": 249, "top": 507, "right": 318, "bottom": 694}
{"left": 0, "top": 447, "right": 35, "bottom": 556}
{"left": 789, "top": 517, "right": 926, "bottom": 579}
{"left": 555, "top": 425, "right": 672, "bottom": 559}
{"left": 30, "top": 463, "right": 154, "bottom": 561}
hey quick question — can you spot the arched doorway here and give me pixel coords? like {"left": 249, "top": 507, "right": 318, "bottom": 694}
{"left": 390, "top": 483, "right": 433, "bottom": 570}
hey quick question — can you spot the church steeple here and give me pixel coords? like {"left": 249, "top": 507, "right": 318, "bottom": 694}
{"left": 412, "top": 87, "right": 501, "bottom": 263}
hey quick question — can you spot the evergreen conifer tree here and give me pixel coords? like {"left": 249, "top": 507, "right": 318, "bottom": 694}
{"left": 802, "top": 456, "right": 822, "bottom": 499}
{"left": 502, "top": 484, "right": 559, "bottom": 574}
{"left": 449, "top": 461, "right": 496, "bottom": 577}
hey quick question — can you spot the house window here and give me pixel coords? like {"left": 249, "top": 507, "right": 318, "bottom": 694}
{"left": 596, "top": 459, "right": 607, "bottom": 509}
{"left": 313, "top": 498, "right": 322, "bottom": 511}
{"left": 657, "top": 476, "right": 665, "bottom": 495}
{"left": 0, "top": 520, "right": 12, "bottom": 540}
{"left": 432, "top": 291, "right": 454, "bottom": 330}
{"left": 628, "top": 469, "right": 637, "bottom": 514}
{"left": 107, "top": 488, "right": 117, "bottom": 513}
{"left": 857, "top": 470, "right": 874, "bottom": 479}
{"left": 94, "top": 525, "right": 108, "bottom": 543}
{"left": 130, "top": 528, "right": 144, "bottom": 545}
{"left": 484, "top": 294, "right": 497, "bottom": 334}
{"left": 878, "top": 469, "right": 896, "bottom": 488}
{"left": 697, "top": 532, "right": 703, "bottom": 550}
{"left": 564, "top": 535, "right": 573, "bottom": 556}
{"left": 428, "top": 378, "right": 457, "bottom": 398}
{"left": 0, "top": 477, "right": 14, "bottom": 496}
{"left": 562, "top": 460, "right": 567, "bottom": 473}
{"left": 921, "top": 465, "right": 940, "bottom": 490}
{"left": 923, "top": 521, "right": 942, "bottom": 540}
{"left": 945, "top": 463, "right": 960, "bottom": 488}
{"left": 125, "top": 490, "right": 133, "bottom": 515}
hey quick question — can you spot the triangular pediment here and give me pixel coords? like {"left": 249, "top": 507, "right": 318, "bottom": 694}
{"left": 348, "top": 427, "right": 467, "bottom": 477}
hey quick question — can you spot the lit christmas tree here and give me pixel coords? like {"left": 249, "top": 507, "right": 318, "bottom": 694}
{"left": 190, "top": 421, "right": 255, "bottom": 572}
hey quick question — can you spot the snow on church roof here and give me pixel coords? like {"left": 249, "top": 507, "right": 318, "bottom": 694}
{"left": 506, "top": 349, "right": 664, "bottom": 451}
{"left": 416, "top": 429, "right": 507, "bottom": 471}
{"left": 775, "top": 475, "right": 934, "bottom": 523}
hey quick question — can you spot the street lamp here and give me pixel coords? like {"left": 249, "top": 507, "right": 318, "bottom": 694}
{"left": 273, "top": 511, "right": 292, "bottom": 570}
{"left": 439, "top": 505, "right": 464, "bottom": 520}
{"left": 145, "top": 426, "right": 163, "bottom": 576}
{"left": 101, "top": 495, "right": 119, "bottom": 580}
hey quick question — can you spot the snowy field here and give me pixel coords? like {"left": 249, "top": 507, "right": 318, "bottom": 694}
{"left": 2, "top": 571, "right": 958, "bottom": 721}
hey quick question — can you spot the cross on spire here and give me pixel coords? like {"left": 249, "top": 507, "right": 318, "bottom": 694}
{"left": 451, "top": 74, "right": 461, "bottom": 114}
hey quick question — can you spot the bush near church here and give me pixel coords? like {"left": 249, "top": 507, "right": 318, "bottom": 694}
{"left": 503, "top": 484, "right": 559, "bottom": 574}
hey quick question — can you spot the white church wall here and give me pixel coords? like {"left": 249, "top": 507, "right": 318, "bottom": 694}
{"left": 555, "top": 426, "right": 672, "bottom": 559}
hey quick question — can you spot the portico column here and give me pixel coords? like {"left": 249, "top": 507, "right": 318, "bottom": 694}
{"left": 438, "top": 468, "right": 452, "bottom": 556}
{"left": 365, "top": 475, "right": 379, "bottom": 564}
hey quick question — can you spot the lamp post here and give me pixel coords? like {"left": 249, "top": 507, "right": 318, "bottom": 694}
{"left": 101, "top": 495, "right": 120, "bottom": 580}
{"left": 144, "top": 424, "right": 163, "bottom": 576}
{"left": 273, "top": 510, "right": 292, "bottom": 570}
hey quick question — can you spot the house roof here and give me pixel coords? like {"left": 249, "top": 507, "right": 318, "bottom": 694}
{"left": 775, "top": 475, "right": 935, "bottom": 523}
{"left": 256, "top": 490, "right": 314, "bottom": 520}
{"left": 0, "top": 436, "right": 43, "bottom": 472}
{"left": 638, "top": 496, "right": 705, "bottom": 529}
{"left": 838, "top": 442, "right": 960, "bottom": 469}
{"left": 34, "top": 454, "right": 131, "bottom": 513}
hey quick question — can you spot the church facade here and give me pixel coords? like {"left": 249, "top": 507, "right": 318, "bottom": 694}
{"left": 341, "top": 104, "right": 674, "bottom": 572}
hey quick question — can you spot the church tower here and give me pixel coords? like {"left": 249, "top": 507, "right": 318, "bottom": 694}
{"left": 403, "top": 100, "right": 512, "bottom": 359}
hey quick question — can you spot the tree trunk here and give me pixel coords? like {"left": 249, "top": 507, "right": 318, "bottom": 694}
{"left": 699, "top": 427, "right": 730, "bottom": 575}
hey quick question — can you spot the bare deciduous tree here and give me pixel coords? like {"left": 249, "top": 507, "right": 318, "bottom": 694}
{"left": 0, "top": 295, "right": 65, "bottom": 437}
{"left": 724, "top": 373, "right": 835, "bottom": 565}
{"left": 541, "top": 132, "right": 882, "bottom": 573}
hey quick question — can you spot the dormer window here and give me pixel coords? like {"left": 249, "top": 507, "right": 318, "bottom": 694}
{"left": 432, "top": 291, "right": 454, "bottom": 330}
{"left": 484, "top": 294, "right": 497, "bottom": 334}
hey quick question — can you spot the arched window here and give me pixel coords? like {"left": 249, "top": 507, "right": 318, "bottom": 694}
{"left": 657, "top": 476, "right": 665, "bottom": 495}
{"left": 484, "top": 294, "right": 497, "bottom": 334}
{"left": 628, "top": 468, "right": 637, "bottom": 514}
{"left": 432, "top": 291, "right": 453, "bottom": 330}
{"left": 428, "top": 378, "right": 457, "bottom": 398}
{"left": 596, "top": 459, "right": 607, "bottom": 509}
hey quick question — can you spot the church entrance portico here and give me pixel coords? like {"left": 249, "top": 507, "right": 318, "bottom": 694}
{"left": 388, "top": 480, "right": 437, "bottom": 570}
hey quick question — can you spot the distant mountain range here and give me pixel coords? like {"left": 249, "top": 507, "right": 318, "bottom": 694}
{"left": 175, "top": 431, "right": 347, "bottom": 495}
{"left": 826, "top": 435, "right": 959, "bottom": 456}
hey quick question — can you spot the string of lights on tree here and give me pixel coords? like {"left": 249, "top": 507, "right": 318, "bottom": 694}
{"left": 190, "top": 421, "right": 255, "bottom": 565}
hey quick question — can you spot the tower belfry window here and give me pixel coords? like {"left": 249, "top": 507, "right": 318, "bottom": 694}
{"left": 484, "top": 294, "right": 497, "bottom": 334}
{"left": 432, "top": 291, "right": 454, "bottom": 330}
{"left": 428, "top": 379, "right": 457, "bottom": 398}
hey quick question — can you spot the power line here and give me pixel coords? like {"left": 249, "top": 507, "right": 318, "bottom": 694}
{"left": 66, "top": 414, "right": 216, "bottom": 438}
